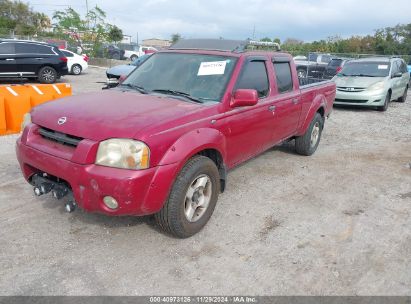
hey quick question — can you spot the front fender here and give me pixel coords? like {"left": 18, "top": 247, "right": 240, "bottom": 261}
{"left": 297, "top": 94, "right": 326, "bottom": 136}
{"left": 158, "top": 128, "right": 227, "bottom": 167}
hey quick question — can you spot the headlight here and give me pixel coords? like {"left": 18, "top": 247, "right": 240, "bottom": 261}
{"left": 21, "top": 113, "right": 31, "bottom": 130}
{"left": 95, "top": 139, "right": 150, "bottom": 170}
{"left": 368, "top": 81, "right": 384, "bottom": 91}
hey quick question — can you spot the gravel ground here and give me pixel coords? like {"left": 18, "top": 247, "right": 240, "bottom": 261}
{"left": 0, "top": 68, "right": 410, "bottom": 295}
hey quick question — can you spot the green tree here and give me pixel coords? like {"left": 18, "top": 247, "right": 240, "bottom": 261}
{"left": 0, "top": 0, "right": 51, "bottom": 35}
{"left": 171, "top": 33, "right": 181, "bottom": 44}
{"left": 108, "top": 25, "right": 123, "bottom": 44}
{"left": 260, "top": 37, "right": 272, "bottom": 42}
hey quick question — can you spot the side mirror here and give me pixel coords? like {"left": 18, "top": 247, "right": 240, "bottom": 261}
{"left": 392, "top": 72, "right": 402, "bottom": 78}
{"left": 118, "top": 74, "right": 127, "bottom": 83}
{"left": 231, "top": 89, "right": 258, "bottom": 108}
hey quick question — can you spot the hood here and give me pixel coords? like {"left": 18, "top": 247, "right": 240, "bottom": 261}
{"left": 334, "top": 76, "right": 386, "bottom": 88}
{"left": 106, "top": 65, "right": 136, "bottom": 77}
{"left": 31, "top": 90, "right": 204, "bottom": 141}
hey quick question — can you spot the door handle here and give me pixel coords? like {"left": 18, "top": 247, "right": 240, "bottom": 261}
{"left": 292, "top": 98, "right": 299, "bottom": 104}
{"left": 268, "top": 105, "right": 276, "bottom": 112}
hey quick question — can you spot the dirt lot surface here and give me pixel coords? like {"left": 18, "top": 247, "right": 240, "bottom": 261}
{"left": 0, "top": 67, "right": 410, "bottom": 295}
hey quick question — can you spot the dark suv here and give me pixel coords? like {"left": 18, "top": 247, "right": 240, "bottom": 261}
{"left": 0, "top": 39, "right": 68, "bottom": 83}
{"left": 324, "top": 58, "right": 350, "bottom": 79}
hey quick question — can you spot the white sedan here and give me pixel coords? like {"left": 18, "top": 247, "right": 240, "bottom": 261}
{"left": 61, "top": 49, "right": 89, "bottom": 75}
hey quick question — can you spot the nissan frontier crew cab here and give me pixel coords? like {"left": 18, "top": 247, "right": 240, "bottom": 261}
{"left": 16, "top": 39, "right": 336, "bottom": 238}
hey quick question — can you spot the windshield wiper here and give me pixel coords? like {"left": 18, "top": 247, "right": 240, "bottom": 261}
{"left": 120, "top": 83, "right": 147, "bottom": 94}
{"left": 151, "top": 89, "right": 203, "bottom": 103}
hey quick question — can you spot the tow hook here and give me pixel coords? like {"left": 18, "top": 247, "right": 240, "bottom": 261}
{"left": 65, "top": 201, "right": 77, "bottom": 213}
{"left": 33, "top": 182, "right": 53, "bottom": 196}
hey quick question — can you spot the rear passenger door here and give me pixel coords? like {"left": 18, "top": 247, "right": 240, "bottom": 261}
{"left": 0, "top": 42, "right": 17, "bottom": 74}
{"left": 271, "top": 58, "right": 302, "bottom": 144}
{"left": 15, "top": 42, "right": 56, "bottom": 74}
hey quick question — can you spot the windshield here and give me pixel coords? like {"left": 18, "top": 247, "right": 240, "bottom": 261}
{"left": 123, "top": 53, "right": 238, "bottom": 102}
{"left": 340, "top": 61, "right": 391, "bottom": 77}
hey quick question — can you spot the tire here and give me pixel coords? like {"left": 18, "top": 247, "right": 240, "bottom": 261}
{"left": 295, "top": 113, "right": 324, "bottom": 156}
{"left": 112, "top": 52, "right": 121, "bottom": 60}
{"left": 378, "top": 92, "right": 390, "bottom": 111}
{"left": 154, "top": 156, "right": 220, "bottom": 238}
{"left": 71, "top": 64, "right": 82, "bottom": 75}
{"left": 297, "top": 68, "right": 307, "bottom": 78}
{"left": 38, "top": 66, "right": 57, "bottom": 84}
{"left": 397, "top": 86, "right": 408, "bottom": 103}
{"left": 130, "top": 55, "right": 138, "bottom": 61}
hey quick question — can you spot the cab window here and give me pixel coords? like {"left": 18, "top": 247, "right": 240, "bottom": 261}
{"left": 273, "top": 62, "right": 293, "bottom": 93}
{"left": 0, "top": 42, "right": 15, "bottom": 54}
{"left": 235, "top": 61, "right": 269, "bottom": 98}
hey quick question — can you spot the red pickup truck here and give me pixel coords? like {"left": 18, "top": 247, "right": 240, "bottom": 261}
{"left": 16, "top": 39, "right": 336, "bottom": 238}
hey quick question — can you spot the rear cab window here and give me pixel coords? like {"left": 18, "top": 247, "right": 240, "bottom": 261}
{"left": 235, "top": 60, "right": 269, "bottom": 98}
{"left": 273, "top": 61, "right": 293, "bottom": 93}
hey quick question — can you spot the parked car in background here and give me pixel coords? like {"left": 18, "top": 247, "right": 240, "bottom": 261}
{"left": 106, "top": 54, "right": 151, "bottom": 80}
{"left": 60, "top": 49, "right": 89, "bottom": 75}
{"left": 294, "top": 53, "right": 333, "bottom": 78}
{"left": 122, "top": 45, "right": 158, "bottom": 61}
{"left": 333, "top": 57, "right": 410, "bottom": 111}
{"left": 16, "top": 39, "right": 336, "bottom": 238}
{"left": 0, "top": 39, "right": 68, "bottom": 83}
{"left": 95, "top": 44, "right": 125, "bottom": 60}
{"left": 408, "top": 59, "right": 411, "bottom": 77}
{"left": 324, "top": 58, "right": 350, "bottom": 79}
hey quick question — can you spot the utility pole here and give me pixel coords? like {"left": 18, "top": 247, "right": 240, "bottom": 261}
{"left": 252, "top": 24, "right": 255, "bottom": 40}
{"left": 136, "top": 32, "right": 139, "bottom": 45}
{"left": 85, "top": 0, "right": 89, "bottom": 29}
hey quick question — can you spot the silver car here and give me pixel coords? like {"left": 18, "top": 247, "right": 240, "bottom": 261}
{"left": 333, "top": 57, "right": 410, "bottom": 111}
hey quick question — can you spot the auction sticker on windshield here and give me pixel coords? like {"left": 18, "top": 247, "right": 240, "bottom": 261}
{"left": 378, "top": 65, "right": 389, "bottom": 69}
{"left": 198, "top": 61, "right": 227, "bottom": 76}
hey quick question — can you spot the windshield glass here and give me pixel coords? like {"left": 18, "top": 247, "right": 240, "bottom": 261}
{"left": 341, "top": 61, "right": 391, "bottom": 77}
{"left": 123, "top": 53, "right": 238, "bottom": 102}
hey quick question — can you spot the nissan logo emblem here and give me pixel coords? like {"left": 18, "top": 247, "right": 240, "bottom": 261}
{"left": 57, "top": 117, "right": 67, "bottom": 125}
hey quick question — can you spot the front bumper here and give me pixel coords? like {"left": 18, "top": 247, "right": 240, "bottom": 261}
{"left": 334, "top": 89, "right": 386, "bottom": 106}
{"left": 16, "top": 130, "right": 178, "bottom": 216}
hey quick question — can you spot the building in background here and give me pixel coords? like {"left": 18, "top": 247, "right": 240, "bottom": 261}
{"left": 142, "top": 38, "right": 171, "bottom": 49}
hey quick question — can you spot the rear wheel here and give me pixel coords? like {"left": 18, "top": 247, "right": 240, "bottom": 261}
{"left": 295, "top": 113, "right": 324, "bottom": 156}
{"left": 154, "top": 156, "right": 220, "bottom": 238}
{"left": 378, "top": 92, "right": 390, "bottom": 111}
{"left": 38, "top": 66, "right": 57, "bottom": 83}
{"left": 397, "top": 86, "right": 408, "bottom": 103}
{"left": 297, "top": 68, "right": 307, "bottom": 78}
{"left": 130, "top": 55, "right": 138, "bottom": 61}
{"left": 71, "top": 64, "right": 82, "bottom": 75}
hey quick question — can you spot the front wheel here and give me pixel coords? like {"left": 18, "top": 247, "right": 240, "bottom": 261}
{"left": 130, "top": 55, "right": 138, "bottom": 61}
{"left": 378, "top": 92, "right": 390, "bottom": 111}
{"left": 397, "top": 86, "right": 408, "bottom": 103}
{"left": 154, "top": 156, "right": 220, "bottom": 238}
{"left": 295, "top": 113, "right": 324, "bottom": 156}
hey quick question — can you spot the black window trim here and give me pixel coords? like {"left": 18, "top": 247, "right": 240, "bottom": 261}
{"left": 234, "top": 56, "right": 271, "bottom": 99}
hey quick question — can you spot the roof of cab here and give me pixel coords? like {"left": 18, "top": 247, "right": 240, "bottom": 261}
{"left": 164, "top": 38, "right": 291, "bottom": 59}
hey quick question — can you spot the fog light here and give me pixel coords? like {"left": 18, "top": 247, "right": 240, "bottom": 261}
{"left": 103, "top": 196, "right": 118, "bottom": 210}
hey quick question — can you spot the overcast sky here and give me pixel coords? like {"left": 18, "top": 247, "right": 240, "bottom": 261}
{"left": 29, "top": 0, "right": 411, "bottom": 43}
